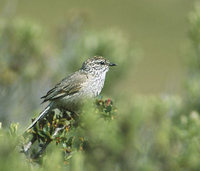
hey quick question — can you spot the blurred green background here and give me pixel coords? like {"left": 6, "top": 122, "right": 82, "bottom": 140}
{"left": 2, "top": 0, "right": 200, "bottom": 170}
{"left": 1, "top": 0, "right": 196, "bottom": 94}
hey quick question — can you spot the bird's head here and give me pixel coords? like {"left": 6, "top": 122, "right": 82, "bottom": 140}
{"left": 81, "top": 56, "right": 116, "bottom": 75}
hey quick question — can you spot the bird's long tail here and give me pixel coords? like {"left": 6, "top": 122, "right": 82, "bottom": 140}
{"left": 25, "top": 105, "right": 51, "bottom": 131}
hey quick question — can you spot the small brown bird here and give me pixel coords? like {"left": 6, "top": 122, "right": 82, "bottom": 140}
{"left": 26, "top": 56, "right": 116, "bottom": 131}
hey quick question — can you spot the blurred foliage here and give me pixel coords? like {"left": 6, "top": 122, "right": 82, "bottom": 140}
{"left": 55, "top": 16, "right": 140, "bottom": 93}
{"left": 0, "top": 15, "right": 139, "bottom": 125}
{"left": 2, "top": 3, "right": 200, "bottom": 171}
{"left": 2, "top": 96, "right": 200, "bottom": 171}
{"left": 22, "top": 98, "right": 116, "bottom": 163}
{"left": 183, "top": 4, "right": 200, "bottom": 114}
{"left": 0, "top": 19, "right": 46, "bottom": 85}
{"left": 66, "top": 29, "right": 140, "bottom": 93}
{"left": 0, "top": 19, "right": 50, "bottom": 125}
{"left": 0, "top": 123, "right": 30, "bottom": 170}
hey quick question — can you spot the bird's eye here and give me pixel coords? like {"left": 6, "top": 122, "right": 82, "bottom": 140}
{"left": 99, "top": 61, "right": 105, "bottom": 65}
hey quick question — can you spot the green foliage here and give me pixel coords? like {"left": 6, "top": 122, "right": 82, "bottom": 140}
{"left": 2, "top": 4, "right": 200, "bottom": 171}
{"left": 67, "top": 29, "right": 139, "bottom": 92}
{"left": 2, "top": 96, "right": 200, "bottom": 171}
{"left": 183, "top": 4, "right": 200, "bottom": 114}
{"left": 189, "top": 5, "right": 200, "bottom": 56}
{"left": 55, "top": 18, "right": 140, "bottom": 93}
{"left": 0, "top": 19, "right": 46, "bottom": 85}
{"left": 0, "top": 19, "right": 49, "bottom": 126}
{"left": 0, "top": 124, "right": 30, "bottom": 171}
{"left": 23, "top": 98, "right": 116, "bottom": 163}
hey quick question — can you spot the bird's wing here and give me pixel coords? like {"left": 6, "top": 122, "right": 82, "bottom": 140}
{"left": 41, "top": 71, "right": 88, "bottom": 103}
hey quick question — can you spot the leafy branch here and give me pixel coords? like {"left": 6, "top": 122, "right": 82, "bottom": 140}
{"left": 22, "top": 97, "right": 117, "bottom": 163}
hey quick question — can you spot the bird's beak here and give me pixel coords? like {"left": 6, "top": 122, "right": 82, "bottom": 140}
{"left": 109, "top": 63, "right": 117, "bottom": 66}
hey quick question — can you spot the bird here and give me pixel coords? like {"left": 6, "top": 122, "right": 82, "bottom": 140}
{"left": 26, "top": 56, "right": 116, "bottom": 131}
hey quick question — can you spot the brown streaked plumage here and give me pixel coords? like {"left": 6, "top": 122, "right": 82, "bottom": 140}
{"left": 41, "top": 71, "right": 88, "bottom": 103}
{"left": 26, "top": 56, "right": 116, "bottom": 131}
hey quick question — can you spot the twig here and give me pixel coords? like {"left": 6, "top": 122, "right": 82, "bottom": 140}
{"left": 52, "top": 126, "right": 66, "bottom": 137}
{"left": 32, "top": 125, "right": 66, "bottom": 159}
{"left": 32, "top": 140, "right": 51, "bottom": 159}
{"left": 22, "top": 135, "right": 37, "bottom": 154}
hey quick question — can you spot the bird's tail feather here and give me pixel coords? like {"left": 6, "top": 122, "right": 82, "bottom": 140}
{"left": 25, "top": 105, "right": 51, "bottom": 131}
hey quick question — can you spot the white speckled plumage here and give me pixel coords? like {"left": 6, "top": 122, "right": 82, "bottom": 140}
{"left": 26, "top": 56, "right": 116, "bottom": 131}
{"left": 55, "top": 69, "right": 107, "bottom": 111}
